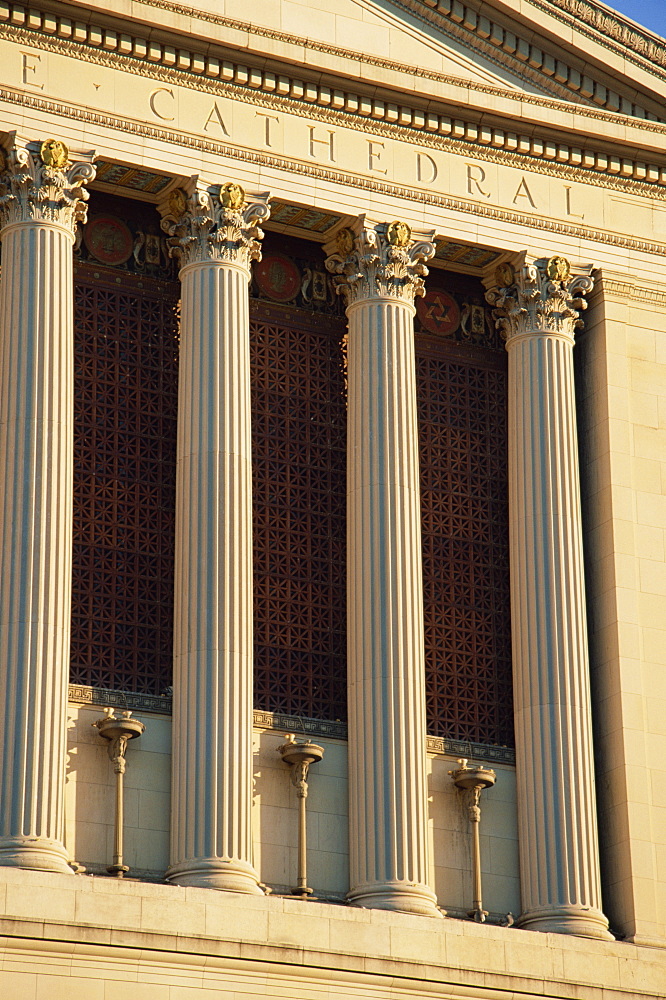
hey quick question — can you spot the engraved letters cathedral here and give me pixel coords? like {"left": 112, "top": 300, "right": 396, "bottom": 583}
{"left": 0, "top": 0, "right": 665, "bottom": 997}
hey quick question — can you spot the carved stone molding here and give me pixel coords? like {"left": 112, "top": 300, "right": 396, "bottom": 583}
{"left": 160, "top": 182, "right": 270, "bottom": 270}
{"left": 67, "top": 687, "right": 517, "bottom": 763}
{"left": 126, "top": 0, "right": 666, "bottom": 114}
{"left": 528, "top": 0, "right": 666, "bottom": 75}
{"left": 2, "top": 8, "right": 666, "bottom": 192}
{"left": 596, "top": 276, "right": 666, "bottom": 310}
{"left": 324, "top": 218, "right": 435, "bottom": 307}
{"left": 0, "top": 133, "right": 96, "bottom": 234}
{"left": 485, "top": 255, "right": 594, "bottom": 343}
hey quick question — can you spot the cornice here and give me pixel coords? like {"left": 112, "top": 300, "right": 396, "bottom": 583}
{"left": 134, "top": 0, "right": 665, "bottom": 120}
{"left": 135, "top": 0, "right": 574, "bottom": 105}
{"left": 396, "top": 0, "right": 664, "bottom": 118}
{"left": 2, "top": 15, "right": 666, "bottom": 199}
{"left": 3, "top": 0, "right": 664, "bottom": 135}
{"left": 528, "top": 0, "right": 666, "bottom": 71}
{"left": 130, "top": 0, "right": 666, "bottom": 125}
{"left": 4, "top": 85, "right": 666, "bottom": 262}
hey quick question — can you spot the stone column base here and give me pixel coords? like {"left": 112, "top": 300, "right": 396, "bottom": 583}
{"left": 516, "top": 904, "right": 613, "bottom": 940}
{"left": 166, "top": 857, "right": 265, "bottom": 894}
{"left": 0, "top": 836, "right": 74, "bottom": 874}
{"left": 348, "top": 880, "right": 443, "bottom": 917}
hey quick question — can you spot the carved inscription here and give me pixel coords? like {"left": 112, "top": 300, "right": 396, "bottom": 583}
{"left": 5, "top": 42, "right": 595, "bottom": 224}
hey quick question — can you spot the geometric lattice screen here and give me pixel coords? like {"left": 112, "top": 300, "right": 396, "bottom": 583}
{"left": 250, "top": 303, "right": 348, "bottom": 721}
{"left": 70, "top": 265, "right": 179, "bottom": 694}
{"left": 416, "top": 339, "right": 513, "bottom": 746}
{"left": 69, "top": 209, "right": 512, "bottom": 745}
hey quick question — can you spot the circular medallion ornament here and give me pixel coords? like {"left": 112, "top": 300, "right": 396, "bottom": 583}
{"left": 387, "top": 220, "right": 411, "bottom": 247}
{"left": 416, "top": 288, "right": 460, "bottom": 337}
{"left": 220, "top": 181, "right": 245, "bottom": 210}
{"left": 40, "top": 138, "right": 69, "bottom": 169}
{"left": 168, "top": 188, "right": 187, "bottom": 218}
{"left": 546, "top": 255, "right": 571, "bottom": 282}
{"left": 255, "top": 253, "right": 301, "bottom": 302}
{"left": 494, "top": 262, "right": 514, "bottom": 288}
{"left": 84, "top": 215, "right": 134, "bottom": 266}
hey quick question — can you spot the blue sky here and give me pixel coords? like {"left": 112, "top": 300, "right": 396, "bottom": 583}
{"left": 606, "top": 1, "right": 666, "bottom": 37}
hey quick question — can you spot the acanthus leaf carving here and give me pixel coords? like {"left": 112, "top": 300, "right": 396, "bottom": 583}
{"left": 0, "top": 134, "right": 96, "bottom": 235}
{"left": 324, "top": 217, "right": 435, "bottom": 307}
{"left": 485, "top": 255, "right": 594, "bottom": 344}
{"left": 160, "top": 181, "right": 270, "bottom": 270}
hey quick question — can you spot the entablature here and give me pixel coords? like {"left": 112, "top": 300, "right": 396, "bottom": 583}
{"left": 2, "top": 0, "right": 666, "bottom": 203}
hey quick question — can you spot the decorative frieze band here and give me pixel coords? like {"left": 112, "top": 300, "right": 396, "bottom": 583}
{"left": 1, "top": 4, "right": 666, "bottom": 194}
{"left": 67, "top": 687, "right": 516, "bottom": 764}
{"left": 3, "top": 88, "right": 666, "bottom": 261}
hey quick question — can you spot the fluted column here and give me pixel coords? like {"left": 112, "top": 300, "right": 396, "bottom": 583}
{"left": 0, "top": 135, "right": 95, "bottom": 872}
{"left": 161, "top": 181, "right": 269, "bottom": 891}
{"left": 326, "top": 219, "right": 440, "bottom": 916}
{"left": 487, "top": 256, "right": 612, "bottom": 939}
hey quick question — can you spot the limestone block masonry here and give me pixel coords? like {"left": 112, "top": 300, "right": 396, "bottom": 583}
{"left": 0, "top": 134, "right": 95, "bottom": 874}
{"left": 326, "top": 218, "right": 440, "bottom": 918}
{"left": 487, "top": 257, "right": 612, "bottom": 940}
{"left": 159, "top": 180, "right": 270, "bottom": 892}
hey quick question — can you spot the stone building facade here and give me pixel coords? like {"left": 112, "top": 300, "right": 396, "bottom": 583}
{"left": 0, "top": 0, "right": 665, "bottom": 997}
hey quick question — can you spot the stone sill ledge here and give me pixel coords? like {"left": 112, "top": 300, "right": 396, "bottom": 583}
{"left": 0, "top": 870, "right": 664, "bottom": 999}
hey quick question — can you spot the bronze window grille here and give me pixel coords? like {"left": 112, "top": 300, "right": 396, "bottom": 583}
{"left": 416, "top": 334, "right": 513, "bottom": 746}
{"left": 70, "top": 265, "right": 179, "bottom": 695}
{"left": 250, "top": 300, "right": 348, "bottom": 722}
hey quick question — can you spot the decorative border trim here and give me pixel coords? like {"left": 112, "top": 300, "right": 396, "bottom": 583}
{"left": 529, "top": 0, "right": 666, "bottom": 72}
{"left": 426, "top": 735, "right": 516, "bottom": 765}
{"left": 1, "top": 6, "right": 666, "bottom": 197}
{"left": 68, "top": 686, "right": 516, "bottom": 764}
{"left": 253, "top": 710, "right": 347, "bottom": 740}
{"left": 3, "top": 87, "right": 666, "bottom": 258}
{"left": 68, "top": 684, "right": 172, "bottom": 714}
{"left": 598, "top": 278, "right": 666, "bottom": 308}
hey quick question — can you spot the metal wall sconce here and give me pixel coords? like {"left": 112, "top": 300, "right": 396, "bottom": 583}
{"left": 93, "top": 708, "right": 145, "bottom": 877}
{"left": 449, "top": 757, "right": 496, "bottom": 922}
{"left": 278, "top": 734, "right": 324, "bottom": 899}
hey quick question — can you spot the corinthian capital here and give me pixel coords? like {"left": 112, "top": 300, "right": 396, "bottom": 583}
{"left": 0, "top": 134, "right": 96, "bottom": 235}
{"left": 324, "top": 216, "right": 435, "bottom": 307}
{"left": 485, "top": 255, "right": 594, "bottom": 344}
{"left": 160, "top": 180, "right": 270, "bottom": 270}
